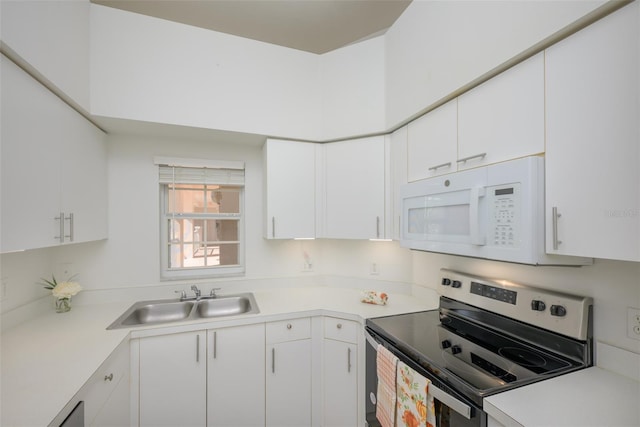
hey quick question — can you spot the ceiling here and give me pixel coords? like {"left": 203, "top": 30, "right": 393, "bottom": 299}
{"left": 91, "top": 0, "right": 412, "bottom": 54}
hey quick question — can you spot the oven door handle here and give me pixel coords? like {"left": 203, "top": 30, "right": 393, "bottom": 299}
{"left": 428, "top": 383, "right": 472, "bottom": 419}
{"left": 365, "top": 330, "right": 472, "bottom": 420}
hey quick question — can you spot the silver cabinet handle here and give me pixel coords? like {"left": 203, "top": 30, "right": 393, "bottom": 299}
{"left": 457, "top": 153, "right": 486, "bottom": 164}
{"left": 104, "top": 373, "right": 113, "bottom": 382}
{"left": 336, "top": 323, "right": 342, "bottom": 329}
{"left": 286, "top": 323, "right": 292, "bottom": 330}
{"left": 428, "top": 162, "right": 452, "bottom": 171}
{"left": 376, "top": 216, "right": 380, "bottom": 238}
{"left": 271, "top": 348, "right": 275, "bottom": 373}
{"left": 196, "top": 334, "right": 200, "bottom": 363}
{"left": 272, "top": 216, "right": 275, "bottom": 239}
{"left": 65, "top": 213, "right": 74, "bottom": 242}
{"left": 54, "top": 212, "right": 65, "bottom": 243}
{"left": 552, "top": 207, "right": 562, "bottom": 250}
{"left": 214, "top": 331, "right": 218, "bottom": 358}
{"left": 347, "top": 348, "right": 352, "bottom": 373}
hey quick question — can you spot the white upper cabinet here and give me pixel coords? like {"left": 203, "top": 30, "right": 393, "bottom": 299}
{"left": 323, "top": 136, "right": 387, "bottom": 239}
{"left": 545, "top": 2, "right": 640, "bottom": 261}
{"left": 458, "top": 52, "right": 545, "bottom": 170}
{"left": 389, "top": 126, "right": 408, "bottom": 240}
{"left": 1, "top": 56, "right": 107, "bottom": 253}
{"left": 407, "top": 99, "right": 458, "bottom": 181}
{"left": 263, "top": 139, "right": 317, "bottom": 239}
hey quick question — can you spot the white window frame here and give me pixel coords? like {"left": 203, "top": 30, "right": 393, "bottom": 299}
{"left": 156, "top": 157, "right": 245, "bottom": 280}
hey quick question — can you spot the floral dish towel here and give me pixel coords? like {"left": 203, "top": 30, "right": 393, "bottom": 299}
{"left": 396, "top": 361, "right": 436, "bottom": 427}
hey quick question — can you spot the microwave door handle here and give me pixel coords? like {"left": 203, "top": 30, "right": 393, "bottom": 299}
{"left": 469, "top": 187, "right": 486, "bottom": 246}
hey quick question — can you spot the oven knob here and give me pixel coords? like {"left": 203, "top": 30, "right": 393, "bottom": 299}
{"left": 442, "top": 278, "right": 451, "bottom": 286}
{"left": 531, "top": 300, "right": 546, "bottom": 311}
{"left": 550, "top": 305, "right": 567, "bottom": 317}
{"left": 451, "top": 345, "right": 462, "bottom": 355}
{"left": 441, "top": 340, "right": 452, "bottom": 349}
{"left": 451, "top": 280, "right": 462, "bottom": 288}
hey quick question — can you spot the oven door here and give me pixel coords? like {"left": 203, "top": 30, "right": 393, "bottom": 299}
{"left": 365, "top": 329, "right": 486, "bottom": 427}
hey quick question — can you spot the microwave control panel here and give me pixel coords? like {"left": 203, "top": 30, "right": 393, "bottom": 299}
{"left": 487, "top": 184, "right": 521, "bottom": 248}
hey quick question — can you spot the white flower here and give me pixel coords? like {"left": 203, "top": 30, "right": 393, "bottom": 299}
{"left": 52, "top": 281, "right": 82, "bottom": 299}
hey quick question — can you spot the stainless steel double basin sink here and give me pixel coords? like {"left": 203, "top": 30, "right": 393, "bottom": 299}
{"left": 107, "top": 293, "right": 259, "bottom": 329}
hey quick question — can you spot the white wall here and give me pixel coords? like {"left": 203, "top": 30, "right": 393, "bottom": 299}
{"left": 319, "top": 36, "right": 386, "bottom": 140}
{"left": 49, "top": 132, "right": 412, "bottom": 293}
{"left": 411, "top": 251, "right": 640, "bottom": 355}
{"left": 0, "top": 248, "right": 56, "bottom": 314}
{"left": 90, "top": 4, "right": 388, "bottom": 143}
{"left": 90, "top": 4, "right": 323, "bottom": 141}
{"left": 0, "top": 0, "right": 91, "bottom": 110}
{"left": 385, "top": 0, "right": 607, "bottom": 128}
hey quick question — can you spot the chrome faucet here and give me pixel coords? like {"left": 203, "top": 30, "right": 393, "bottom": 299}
{"left": 190, "top": 285, "right": 201, "bottom": 300}
{"left": 209, "top": 288, "right": 221, "bottom": 298}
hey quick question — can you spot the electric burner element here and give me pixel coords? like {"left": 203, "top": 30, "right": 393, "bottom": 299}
{"left": 498, "top": 347, "right": 547, "bottom": 368}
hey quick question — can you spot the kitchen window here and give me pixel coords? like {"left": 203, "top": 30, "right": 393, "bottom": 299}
{"left": 157, "top": 158, "right": 245, "bottom": 279}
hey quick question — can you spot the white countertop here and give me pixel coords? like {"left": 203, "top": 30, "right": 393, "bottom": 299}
{"left": 484, "top": 367, "right": 640, "bottom": 427}
{"left": 1, "top": 285, "right": 436, "bottom": 426}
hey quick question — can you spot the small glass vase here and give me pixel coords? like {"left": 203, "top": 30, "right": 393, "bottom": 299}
{"left": 55, "top": 297, "right": 72, "bottom": 313}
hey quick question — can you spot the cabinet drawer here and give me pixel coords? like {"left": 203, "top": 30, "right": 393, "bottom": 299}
{"left": 324, "top": 317, "right": 359, "bottom": 343}
{"left": 266, "top": 318, "right": 311, "bottom": 343}
{"left": 82, "top": 341, "right": 130, "bottom": 425}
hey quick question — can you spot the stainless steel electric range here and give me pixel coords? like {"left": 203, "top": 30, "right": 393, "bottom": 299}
{"left": 365, "top": 269, "right": 593, "bottom": 427}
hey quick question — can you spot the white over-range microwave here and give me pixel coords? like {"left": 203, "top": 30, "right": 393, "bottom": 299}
{"left": 399, "top": 156, "right": 591, "bottom": 265}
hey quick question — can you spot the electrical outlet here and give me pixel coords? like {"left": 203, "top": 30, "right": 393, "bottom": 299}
{"left": 627, "top": 307, "right": 640, "bottom": 340}
{"left": 370, "top": 262, "right": 379, "bottom": 275}
{"left": 302, "top": 261, "right": 313, "bottom": 272}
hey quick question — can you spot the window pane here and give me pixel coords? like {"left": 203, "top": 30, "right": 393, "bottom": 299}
{"left": 168, "top": 242, "right": 240, "bottom": 269}
{"left": 207, "top": 187, "right": 241, "bottom": 214}
{"left": 167, "top": 218, "right": 239, "bottom": 269}
{"left": 168, "top": 185, "right": 241, "bottom": 214}
{"left": 168, "top": 184, "right": 206, "bottom": 214}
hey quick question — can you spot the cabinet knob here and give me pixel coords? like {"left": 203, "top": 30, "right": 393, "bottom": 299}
{"left": 336, "top": 323, "right": 342, "bottom": 329}
{"left": 104, "top": 373, "right": 113, "bottom": 382}
{"left": 286, "top": 323, "right": 292, "bottom": 330}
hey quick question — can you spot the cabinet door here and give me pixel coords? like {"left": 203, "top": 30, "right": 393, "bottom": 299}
{"left": 324, "top": 136, "right": 386, "bottom": 239}
{"left": 407, "top": 99, "right": 457, "bottom": 181}
{"left": 0, "top": 56, "right": 107, "bottom": 253}
{"left": 90, "top": 373, "right": 130, "bottom": 427}
{"left": 60, "top": 116, "right": 107, "bottom": 245}
{"left": 208, "top": 324, "right": 265, "bottom": 427}
{"left": 390, "top": 126, "right": 408, "bottom": 240}
{"left": 545, "top": 2, "right": 639, "bottom": 261}
{"left": 458, "top": 52, "right": 545, "bottom": 170}
{"left": 323, "top": 340, "right": 357, "bottom": 427}
{"left": 263, "top": 139, "right": 316, "bottom": 239}
{"left": 139, "top": 331, "right": 207, "bottom": 427}
{"left": 1, "top": 56, "right": 62, "bottom": 252}
{"left": 266, "top": 339, "right": 312, "bottom": 427}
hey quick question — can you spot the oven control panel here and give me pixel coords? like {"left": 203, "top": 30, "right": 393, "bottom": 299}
{"left": 439, "top": 268, "right": 593, "bottom": 340}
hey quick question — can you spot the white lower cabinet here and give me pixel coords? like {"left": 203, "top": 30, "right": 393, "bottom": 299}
{"left": 266, "top": 318, "right": 312, "bottom": 427}
{"left": 52, "top": 340, "right": 130, "bottom": 427}
{"left": 322, "top": 317, "right": 359, "bottom": 427}
{"left": 138, "top": 331, "right": 207, "bottom": 427}
{"left": 132, "top": 316, "right": 362, "bottom": 427}
{"left": 207, "top": 324, "right": 265, "bottom": 427}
